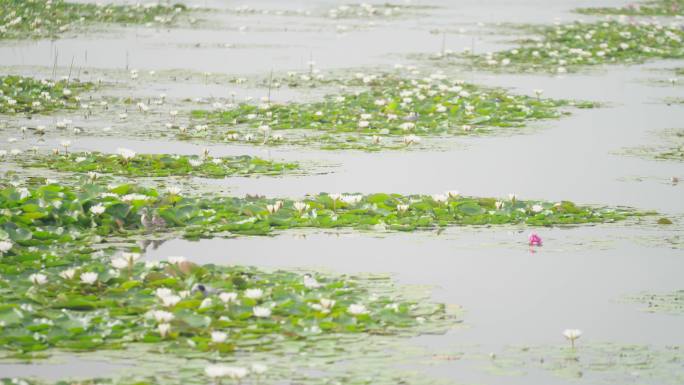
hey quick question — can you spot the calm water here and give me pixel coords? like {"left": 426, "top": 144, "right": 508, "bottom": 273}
{"left": 1, "top": 0, "right": 683, "bottom": 383}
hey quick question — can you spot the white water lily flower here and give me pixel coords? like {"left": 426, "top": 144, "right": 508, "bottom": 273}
{"left": 347, "top": 304, "right": 368, "bottom": 315}
{"left": 155, "top": 288, "right": 173, "bottom": 299}
{"left": 531, "top": 204, "right": 544, "bottom": 213}
{"left": 153, "top": 310, "right": 174, "bottom": 323}
{"left": 80, "top": 272, "right": 98, "bottom": 285}
{"left": 160, "top": 295, "right": 181, "bottom": 307}
{"left": 341, "top": 194, "right": 362, "bottom": 205}
{"left": 508, "top": 193, "right": 517, "bottom": 202}
{"left": 168, "top": 256, "right": 187, "bottom": 265}
{"left": 403, "top": 135, "right": 420, "bottom": 145}
{"left": 117, "top": 148, "right": 136, "bottom": 160}
{"left": 563, "top": 329, "right": 582, "bottom": 341}
{"left": 189, "top": 158, "right": 203, "bottom": 167}
{"left": 205, "top": 365, "right": 227, "bottom": 378}
{"left": 303, "top": 275, "right": 320, "bottom": 289}
{"left": 251, "top": 363, "right": 267, "bottom": 374}
{"left": 121, "top": 194, "right": 148, "bottom": 202}
{"left": 293, "top": 201, "right": 309, "bottom": 214}
{"left": 224, "top": 366, "right": 249, "bottom": 380}
{"left": 446, "top": 190, "right": 460, "bottom": 199}
{"left": 399, "top": 122, "right": 415, "bottom": 131}
{"left": 121, "top": 252, "right": 140, "bottom": 264}
{"left": 495, "top": 201, "right": 504, "bottom": 210}
{"left": 111, "top": 258, "right": 129, "bottom": 270}
{"left": 158, "top": 322, "right": 171, "bottom": 338}
{"left": 59, "top": 268, "right": 76, "bottom": 280}
{"left": 200, "top": 298, "right": 213, "bottom": 309}
{"left": 211, "top": 331, "right": 228, "bottom": 343}
{"left": 219, "top": 292, "right": 239, "bottom": 304}
{"left": 90, "top": 204, "right": 105, "bottom": 215}
{"left": 253, "top": 306, "right": 272, "bottom": 318}
{"left": 397, "top": 204, "right": 409, "bottom": 213}
{"left": 244, "top": 288, "right": 263, "bottom": 299}
{"left": 167, "top": 186, "right": 182, "bottom": 195}
{"left": 320, "top": 298, "right": 336, "bottom": 309}
{"left": 29, "top": 273, "right": 48, "bottom": 285}
{"left": 432, "top": 194, "right": 448, "bottom": 204}
{"left": 0, "top": 240, "right": 13, "bottom": 254}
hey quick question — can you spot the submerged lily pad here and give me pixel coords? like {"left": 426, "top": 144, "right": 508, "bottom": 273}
{"left": 625, "top": 290, "right": 684, "bottom": 314}
{"left": 486, "top": 343, "right": 684, "bottom": 384}
{"left": 620, "top": 128, "right": 684, "bottom": 161}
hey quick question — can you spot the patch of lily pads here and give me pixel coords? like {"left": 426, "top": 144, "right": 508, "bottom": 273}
{"left": 624, "top": 290, "right": 684, "bottom": 314}
{"left": 186, "top": 71, "right": 595, "bottom": 151}
{"left": 0, "top": 182, "right": 647, "bottom": 247}
{"left": 0, "top": 75, "right": 93, "bottom": 114}
{"left": 0, "top": 0, "right": 187, "bottom": 40}
{"left": 324, "top": 3, "right": 436, "bottom": 19}
{"left": 0, "top": 314, "right": 459, "bottom": 385}
{"left": 621, "top": 128, "right": 684, "bottom": 161}
{"left": 485, "top": 343, "right": 684, "bottom": 383}
{"left": 0, "top": 248, "right": 453, "bottom": 357}
{"left": 19, "top": 151, "right": 299, "bottom": 179}
{"left": 455, "top": 20, "right": 684, "bottom": 73}
{"left": 576, "top": 0, "right": 684, "bottom": 17}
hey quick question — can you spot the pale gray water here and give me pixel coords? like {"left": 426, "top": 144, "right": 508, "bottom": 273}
{"left": 1, "top": 0, "right": 683, "bottom": 383}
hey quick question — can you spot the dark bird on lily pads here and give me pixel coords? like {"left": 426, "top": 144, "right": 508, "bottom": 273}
{"left": 403, "top": 112, "right": 419, "bottom": 122}
{"left": 152, "top": 213, "right": 166, "bottom": 229}
{"left": 191, "top": 283, "right": 215, "bottom": 297}
{"left": 140, "top": 208, "right": 153, "bottom": 229}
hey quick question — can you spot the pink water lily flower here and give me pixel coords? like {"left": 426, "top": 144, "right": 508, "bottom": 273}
{"left": 528, "top": 232, "right": 543, "bottom": 246}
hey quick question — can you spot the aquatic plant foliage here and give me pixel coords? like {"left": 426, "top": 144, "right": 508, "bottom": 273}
{"left": 576, "top": 0, "right": 684, "bottom": 16}
{"left": 187, "top": 72, "right": 594, "bottom": 150}
{"left": 0, "top": 183, "right": 644, "bottom": 247}
{"left": 0, "top": 0, "right": 187, "bottom": 40}
{"left": 459, "top": 20, "right": 684, "bottom": 73}
{"left": 0, "top": 75, "right": 93, "bottom": 114}
{"left": 20, "top": 152, "right": 299, "bottom": 178}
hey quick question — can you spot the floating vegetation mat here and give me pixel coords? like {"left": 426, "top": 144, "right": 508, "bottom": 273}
{"left": 324, "top": 3, "right": 436, "bottom": 19}
{"left": 576, "top": 0, "right": 684, "bottom": 16}
{"left": 0, "top": 249, "right": 456, "bottom": 357}
{"left": 621, "top": 128, "right": 684, "bottom": 161}
{"left": 453, "top": 20, "right": 684, "bottom": 73}
{"left": 485, "top": 343, "right": 684, "bottom": 384}
{"left": 224, "top": 3, "right": 436, "bottom": 20}
{"left": 18, "top": 151, "right": 300, "bottom": 179}
{"left": 0, "top": 318, "right": 458, "bottom": 385}
{"left": 625, "top": 290, "right": 684, "bottom": 314}
{"left": 0, "top": 182, "right": 647, "bottom": 246}
{"left": 186, "top": 71, "right": 595, "bottom": 151}
{"left": 0, "top": 76, "right": 93, "bottom": 114}
{"left": 0, "top": 0, "right": 187, "bottom": 40}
